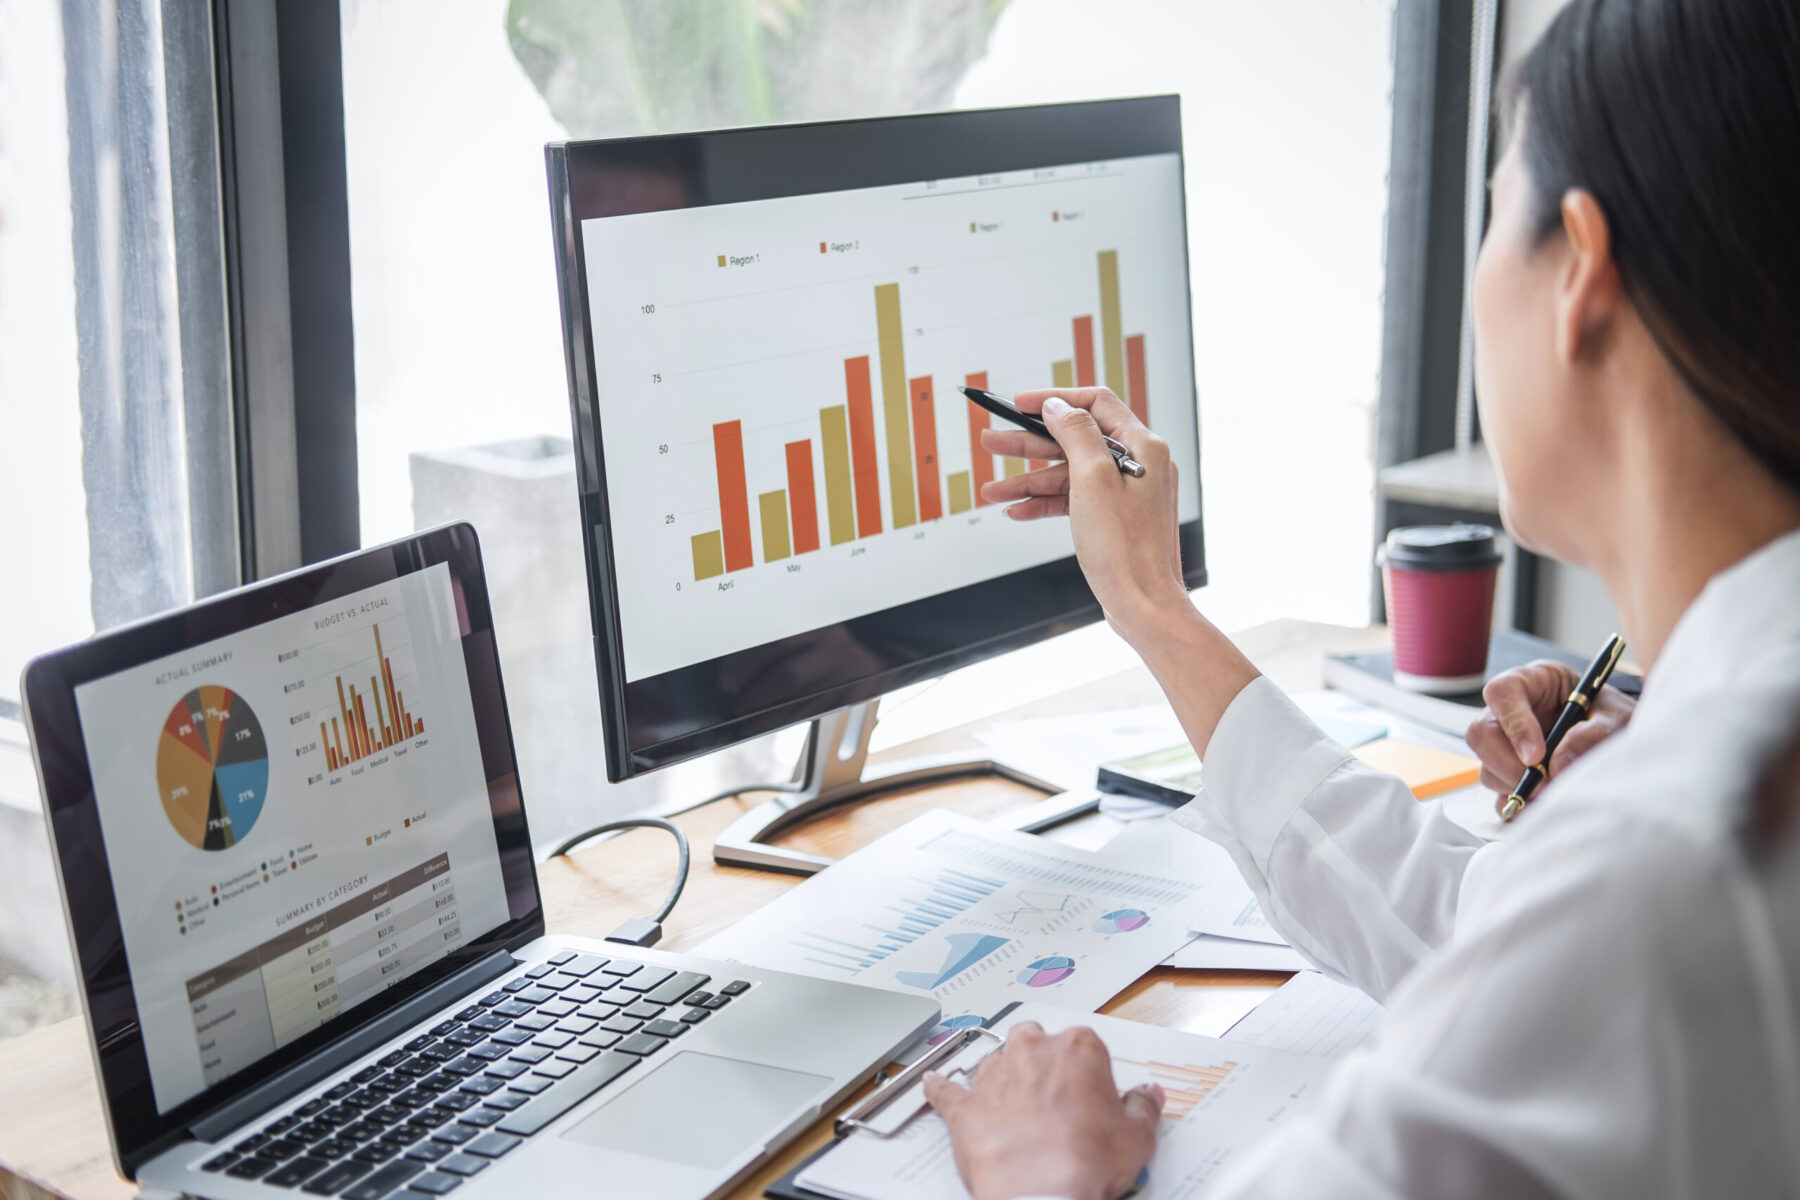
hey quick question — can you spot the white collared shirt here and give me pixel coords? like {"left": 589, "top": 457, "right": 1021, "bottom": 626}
{"left": 1162, "top": 529, "right": 1800, "bottom": 1198}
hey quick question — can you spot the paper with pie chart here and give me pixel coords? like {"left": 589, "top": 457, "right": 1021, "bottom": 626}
{"left": 698, "top": 809, "right": 1208, "bottom": 1050}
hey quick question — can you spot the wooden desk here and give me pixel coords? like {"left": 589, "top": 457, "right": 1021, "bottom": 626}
{"left": 0, "top": 620, "right": 1384, "bottom": 1200}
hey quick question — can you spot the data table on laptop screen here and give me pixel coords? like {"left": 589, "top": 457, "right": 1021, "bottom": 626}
{"left": 72, "top": 564, "right": 512, "bottom": 1113}
{"left": 582, "top": 152, "right": 1201, "bottom": 683}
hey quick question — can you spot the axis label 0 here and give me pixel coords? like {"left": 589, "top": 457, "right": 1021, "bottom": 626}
{"left": 156, "top": 686, "right": 270, "bottom": 850}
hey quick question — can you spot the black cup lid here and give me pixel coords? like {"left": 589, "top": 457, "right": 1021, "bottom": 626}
{"left": 1377, "top": 524, "right": 1503, "bottom": 571}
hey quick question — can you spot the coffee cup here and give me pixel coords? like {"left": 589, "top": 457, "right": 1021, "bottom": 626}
{"left": 1378, "top": 524, "right": 1503, "bottom": 694}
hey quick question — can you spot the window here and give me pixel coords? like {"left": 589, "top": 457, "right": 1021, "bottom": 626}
{"left": 339, "top": 0, "right": 1396, "bottom": 847}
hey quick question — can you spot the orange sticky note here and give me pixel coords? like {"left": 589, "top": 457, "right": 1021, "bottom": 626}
{"left": 1353, "top": 739, "right": 1481, "bottom": 799}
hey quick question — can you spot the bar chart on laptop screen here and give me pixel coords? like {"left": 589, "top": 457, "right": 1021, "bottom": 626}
{"left": 581, "top": 154, "right": 1201, "bottom": 682}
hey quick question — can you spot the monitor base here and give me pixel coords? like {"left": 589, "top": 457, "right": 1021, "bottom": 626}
{"left": 711, "top": 701, "right": 1095, "bottom": 875}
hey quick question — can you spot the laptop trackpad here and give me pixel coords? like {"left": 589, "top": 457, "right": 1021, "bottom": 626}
{"left": 562, "top": 1052, "right": 833, "bottom": 1169}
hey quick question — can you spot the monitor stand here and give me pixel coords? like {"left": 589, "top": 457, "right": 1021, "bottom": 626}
{"left": 711, "top": 700, "right": 1101, "bottom": 875}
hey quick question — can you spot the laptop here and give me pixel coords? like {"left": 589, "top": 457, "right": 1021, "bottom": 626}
{"left": 21, "top": 524, "right": 938, "bottom": 1199}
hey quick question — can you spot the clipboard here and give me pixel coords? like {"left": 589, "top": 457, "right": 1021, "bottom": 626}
{"left": 766, "top": 1004, "right": 1021, "bottom": 1199}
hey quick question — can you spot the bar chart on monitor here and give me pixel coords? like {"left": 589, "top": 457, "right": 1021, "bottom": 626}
{"left": 581, "top": 153, "right": 1200, "bottom": 681}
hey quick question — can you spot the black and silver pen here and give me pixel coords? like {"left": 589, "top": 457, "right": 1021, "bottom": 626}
{"left": 1498, "top": 634, "right": 1628, "bottom": 821}
{"left": 957, "top": 385, "right": 1145, "bottom": 478}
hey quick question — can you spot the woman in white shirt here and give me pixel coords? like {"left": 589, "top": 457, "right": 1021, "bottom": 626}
{"left": 920, "top": 0, "right": 1800, "bottom": 1196}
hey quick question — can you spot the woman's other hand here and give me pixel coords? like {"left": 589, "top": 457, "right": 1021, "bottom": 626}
{"left": 1465, "top": 659, "right": 1636, "bottom": 793}
{"left": 978, "top": 387, "right": 1186, "bottom": 644}
{"left": 923, "top": 1022, "right": 1163, "bottom": 1200}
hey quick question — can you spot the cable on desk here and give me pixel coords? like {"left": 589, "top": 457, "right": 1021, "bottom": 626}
{"left": 549, "top": 817, "right": 691, "bottom": 946}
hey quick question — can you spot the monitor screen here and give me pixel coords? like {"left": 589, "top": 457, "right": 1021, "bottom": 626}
{"left": 548, "top": 98, "right": 1204, "bottom": 777}
{"left": 22, "top": 526, "right": 540, "bottom": 1167}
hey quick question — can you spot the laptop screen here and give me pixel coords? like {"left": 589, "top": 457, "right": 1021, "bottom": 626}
{"left": 23, "top": 525, "right": 540, "bottom": 1169}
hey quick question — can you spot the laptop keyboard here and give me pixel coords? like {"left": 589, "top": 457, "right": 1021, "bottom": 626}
{"left": 195, "top": 951, "right": 753, "bottom": 1197}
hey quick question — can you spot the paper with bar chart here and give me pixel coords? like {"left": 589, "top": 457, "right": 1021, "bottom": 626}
{"left": 72, "top": 563, "right": 511, "bottom": 1112}
{"left": 581, "top": 153, "right": 1199, "bottom": 681}
{"left": 696, "top": 809, "right": 1209, "bottom": 1049}
{"left": 793, "top": 1003, "right": 1333, "bottom": 1200}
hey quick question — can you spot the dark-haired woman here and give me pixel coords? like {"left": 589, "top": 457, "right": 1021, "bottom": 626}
{"left": 923, "top": 1, "right": 1800, "bottom": 1196}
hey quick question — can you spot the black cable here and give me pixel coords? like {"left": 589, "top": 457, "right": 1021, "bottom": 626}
{"left": 550, "top": 817, "right": 691, "bottom": 931}
{"left": 663, "top": 779, "right": 799, "bottom": 817}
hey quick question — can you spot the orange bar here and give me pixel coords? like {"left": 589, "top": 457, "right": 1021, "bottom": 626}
{"left": 910, "top": 377, "right": 941, "bottom": 522}
{"left": 331, "top": 716, "right": 346, "bottom": 766}
{"left": 784, "top": 440, "right": 821, "bottom": 554}
{"left": 965, "top": 371, "right": 995, "bottom": 506}
{"left": 336, "top": 677, "right": 355, "bottom": 759}
{"left": 1073, "top": 316, "right": 1096, "bottom": 387}
{"left": 319, "top": 721, "right": 332, "bottom": 771}
{"left": 1126, "top": 334, "right": 1148, "bottom": 425}
{"left": 354, "top": 691, "right": 370, "bottom": 758}
{"left": 712, "top": 421, "right": 754, "bottom": 572}
{"left": 416, "top": 718, "right": 424, "bottom": 733}
{"left": 377, "top": 626, "right": 401, "bottom": 750}
{"left": 347, "top": 688, "right": 363, "bottom": 760}
{"left": 844, "top": 357, "right": 882, "bottom": 537}
{"left": 371, "top": 675, "right": 388, "bottom": 748}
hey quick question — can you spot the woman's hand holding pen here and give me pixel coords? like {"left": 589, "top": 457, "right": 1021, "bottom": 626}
{"left": 980, "top": 386, "right": 1258, "bottom": 759}
{"left": 977, "top": 387, "right": 1186, "bottom": 644}
{"left": 1465, "top": 660, "right": 1636, "bottom": 794}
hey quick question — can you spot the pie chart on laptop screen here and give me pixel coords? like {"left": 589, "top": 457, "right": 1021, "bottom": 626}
{"left": 156, "top": 685, "right": 270, "bottom": 851}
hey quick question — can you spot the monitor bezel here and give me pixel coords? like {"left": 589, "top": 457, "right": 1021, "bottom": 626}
{"left": 20, "top": 523, "right": 543, "bottom": 1176}
{"left": 546, "top": 96, "right": 1204, "bottom": 780}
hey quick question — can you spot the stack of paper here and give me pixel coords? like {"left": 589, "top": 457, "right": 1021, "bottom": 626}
{"left": 793, "top": 1004, "right": 1335, "bottom": 1200}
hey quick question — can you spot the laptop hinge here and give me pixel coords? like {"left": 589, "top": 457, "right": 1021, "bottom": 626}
{"left": 190, "top": 949, "right": 517, "bottom": 1144}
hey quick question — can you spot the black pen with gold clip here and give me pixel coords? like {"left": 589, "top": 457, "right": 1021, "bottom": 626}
{"left": 1499, "top": 634, "right": 1628, "bottom": 821}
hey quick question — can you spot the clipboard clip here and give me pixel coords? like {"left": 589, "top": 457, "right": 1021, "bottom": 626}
{"left": 835, "top": 1026, "right": 1006, "bottom": 1137}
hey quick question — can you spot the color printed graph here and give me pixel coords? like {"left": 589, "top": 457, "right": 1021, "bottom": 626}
{"left": 319, "top": 623, "right": 425, "bottom": 771}
{"left": 689, "top": 249, "right": 1149, "bottom": 581}
{"left": 1093, "top": 908, "right": 1150, "bottom": 934}
{"left": 994, "top": 890, "right": 1077, "bottom": 924}
{"left": 787, "top": 865, "right": 1007, "bottom": 976}
{"left": 1115, "top": 1058, "right": 1240, "bottom": 1121}
{"left": 1016, "top": 955, "right": 1076, "bottom": 987}
{"left": 157, "top": 686, "right": 269, "bottom": 851}
{"left": 898, "top": 934, "right": 1012, "bottom": 991}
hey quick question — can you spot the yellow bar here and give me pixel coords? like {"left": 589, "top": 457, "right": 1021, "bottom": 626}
{"left": 1004, "top": 457, "right": 1027, "bottom": 478}
{"left": 1051, "top": 359, "right": 1074, "bottom": 389}
{"left": 947, "top": 471, "right": 972, "bottom": 515}
{"left": 820, "top": 405, "right": 856, "bottom": 546}
{"left": 1098, "top": 249, "right": 1125, "bottom": 397}
{"left": 759, "top": 489, "right": 791, "bottom": 562}
{"left": 691, "top": 530, "right": 725, "bottom": 580}
{"left": 874, "top": 283, "right": 916, "bottom": 528}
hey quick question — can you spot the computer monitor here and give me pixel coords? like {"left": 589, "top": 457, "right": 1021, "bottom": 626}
{"left": 546, "top": 96, "right": 1204, "bottom": 872}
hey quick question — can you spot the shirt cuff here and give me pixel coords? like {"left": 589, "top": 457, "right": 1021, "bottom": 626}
{"left": 1171, "top": 675, "right": 1354, "bottom": 878}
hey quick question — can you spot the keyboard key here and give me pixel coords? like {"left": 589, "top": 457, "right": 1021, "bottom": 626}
{"left": 314, "top": 1138, "right": 360, "bottom": 1160}
{"left": 548, "top": 950, "right": 576, "bottom": 966}
{"left": 597, "top": 985, "right": 640, "bottom": 1006}
{"left": 678, "top": 1009, "right": 709, "bottom": 1025}
{"left": 535, "top": 973, "right": 576, "bottom": 992}
{"left": 537, "top": 999, "right": 577, "bottom": 1019}
{"left": 460, "top": 1107, "right": 504, "bottom": 1128}
{"left": 532, "top": 1031, "right": 574, "bottom": 1050}
{"left": 234, "top": 1133, "right": 270, "bottom": 1153}
{"left": 340, "top": 1160, "right": 423, "bottom": 1200}
{"left": 404, "top": 1036, "right": 434, "bottom": 1052}
{"left": 524, "top": 964, "right": 554, "bottom": 979}
{"left": 301, "top": 1160, "right": 371, "bottom": 1195}
{"left": 513, "top": 1014, "right": 555, "bottom": 1032}
{"left": 404, "top": 1110, "right": 452, "bottom": 1132}
{"left": 466, "top": 1044, "right": 508, "bottom": 1063}
{"left": 578, "top": 1001, "right": 619, "bottom": 1021}
{"left": 532, "top": 1059, "right": 577, "bottom": 1080}
{"left": 619, "top": 967, "right": 676, "bottom": 993}
{"left": 443, "top": 1030, "right": 483, "bottom": 1048}
{"left": 578, "top": 1030, "right": 621, "bottom": 1049}
{"left": 515, "top": 987, "right": 555, "bottom": 1005}
{"left": 428, "top": 1021, "right": 459, "bottom": 1038}
{"left": 600, "top": 1016, "right": 642, "bottom": 1035}
{"left": 493, "top": 1000, "right": 531, "bottom": 1019}
{"left": 510, "top": 1045, "right": 551, "bottom": 1064}
{"left": 501, "top": 978, "right": 533, "bottom": 994}
{"left": 265, "top": 1156, "right": 329, "bottom": 1188}
{"left": 490, "top": 1028, "right": 532, "bottom": 1046}
{"left": 341, "top": 1121, "right": 385, "bottom": 1142}
{"left": 453, "top": 1006, "right": 484, "bottom": 1022}
{"left": 598, "top": 960, "right": 640, "bottom": 978}
{"left": 614, "top": 1033, "right": 667, "bottom": 1056}
{"left": 458, "top": 1076, "right": 504, "bottom": 1096}
{"left": 430, "top": 1123, "right": 479, "bottom": 1146}
{"left": 379, "top": 1051, "right": 410, "bottom": 1069}
{"left": 379, "top": 1127, "right": 424, "bottom": 1148}
{"left": 719, "top": 980, "right": 752, "bottom": 996}
{"left": 327, "top": 1082, "right": 360, "bottom": 1100}
{"left": 404, "top": 1141, "right": 451, "bottom": 1163}
{"left": 557, "top": 1016, "right": 598, "bottom": 1035}
{"left": 644, "top": 971, "right": 711, "bottom": 1006}
{"left": 262, "top": 1137, "right": 307, "bottom": 1160}
{"left": 408, "top": 1170, "right": 464, "bottom": 1194}
{"left": 566, "top": 985, "right": 603, "bottom": 1005}
{"left": 433, "top": 1094, "right": 478, "bottom": 1115}
{"left": 479, "top": 990, "right": 508, "bottom": 1007}
{"left": 496, "top": 1052, "right": 638, "bottom": 1137}
{"left": 435, "top": 1153, "right": 488, "bottom": 1178}
{"left": 700, "top": 995, "right": 731, "bottom": 1010}
{"left": 354, "top": 1066, "right": 386, "bottom": 1084}
{"left": 563, "top": 954, "right": 608, "bottom": 978}
{"left": 621, "top": 1001, "right": 665, "bottom": 1021}
{"left": 556, "top": 1044, "right": 600, "bottom": 1064}
{"left": 485, "top": 1061, "right": 529, "bottom": 1081}
{"left": 440, "top": 1058, "right": 485, "bottom": 1077}
{"left": 202, "top": 1152, "right": 239, "bottom": 1172}
{"left": 467, "top": 1014, "right": 508, "bottom": 1033}
{"left": 269, "top": 1115, "right": 302, "bottom": 1134}
{"left": 466, "top": 1132, "right": 522, "bottom": 1159}
{"left": 507, "top": 1075, "right": 553, "bottom": 1095}
{"left": 418, "top": 1045, "right": 456, "bottom": 1063}
{"left": 227, "top": 1156, "right": 278, "bottom": 1179}
{"left": 643, "top": 1020, "right": 687, "bottom": 1038}
{"left": 299, "top": 1099, "right": 331, "bottom": 1116}
{"left": 351, "top": 1145, "right": 399, "bottom": 1165}
{"left": 486, "top": 1092, "right": 528, "bottom": 1112}
{"left": 682, "top": 991, "right": 714, "bottom": 1007}
{"left": 296, "top": 1121, "right": 336, "bottom": 1142}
